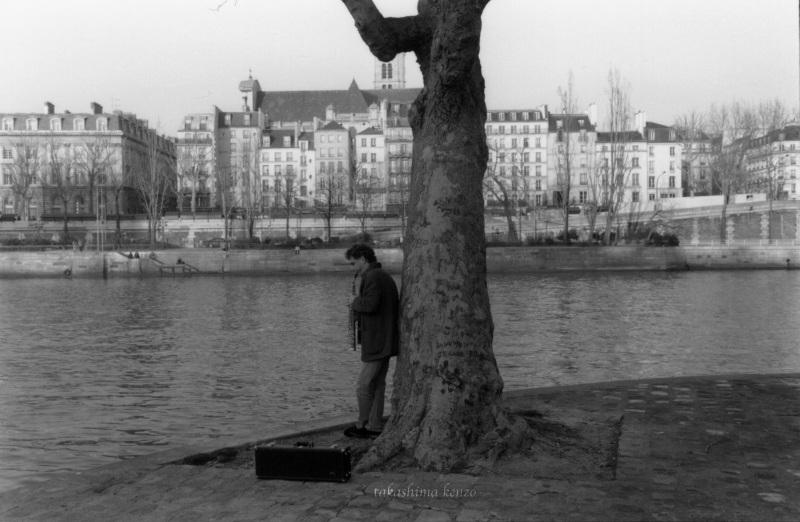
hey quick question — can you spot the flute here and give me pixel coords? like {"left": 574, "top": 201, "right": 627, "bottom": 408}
{"left": 349, "top": 273, "right": 359, "bottom": 350}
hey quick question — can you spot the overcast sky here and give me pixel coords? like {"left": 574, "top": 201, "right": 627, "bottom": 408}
{"left": 2, "top": 0, "right": 798, "bottom": 135}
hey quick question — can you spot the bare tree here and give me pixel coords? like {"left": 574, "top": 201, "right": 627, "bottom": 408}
{"left": 483, "top": 137, "right": 524, "bottom": 242}
{"left": 341, "top": 0, "right": 529, "bottom": 473}
{"left": 674, "top": 109, "right": 708, "bottom": 197}
{"left": 236, "top": 133, "right": 262, "bottom": 239}
{"left": 213, "top": 163, "right": 239, "bottom": 246}
{"left": 105, "top": 138, "right": 134, "bottom": 236}
{"left": 596, "top": 69, "right": 636, "bottom": 245}
{"left": 5, "top": 136, "right": 43, "bottom": 220}
{"left": 43, "top": 137, "right": 85, "bottom": 238}
{"left": 751, "top": 99, "right": 790, "bottom": 239}
{"left": 176, "top": 135, "right": 211, "bottom": 216}
{"left": 273, "top": 167, "right": 298, "bottom": 241}
{"left": 315, "top": 168, "right": 346, "bottom": 242}
{"left": 131, "top": 127, "right": 175, "bottom": 246}
{"left": 553, "top": 72, "right": 583, "bottom": 244}
{"left": 350, "top": 162, "right": 383, "bottom": 237}
{"left": 73, "top": 135, "right": 115, "bottom": 215}
{"left": 706, "top": 101, "right": 758, "bottom": 240}
{"left": 389, "top": 171, "right": 411, "bottom": 240}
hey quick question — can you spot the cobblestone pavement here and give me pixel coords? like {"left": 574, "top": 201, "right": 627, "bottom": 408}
{"left": 1, "top": 373, "right": 798, "bottom": 522}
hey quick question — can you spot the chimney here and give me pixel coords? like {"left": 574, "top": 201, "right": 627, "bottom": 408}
{"left": 44, "top": 102, "right": 55, "bottom": 114}
{"left": 295, "top": 121, "right": 300, "bottom": 146}
{"left": 242, "top": 96, "right": 249, "bottom": 112}
{"left": 90, "top": 102, "right": 103, "bottom": 115}
{"left": 634, "top": 111, "right": 646, "bottom": 136}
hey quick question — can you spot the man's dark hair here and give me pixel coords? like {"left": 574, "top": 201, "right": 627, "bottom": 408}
{"left": 345, "top": 243, "right": 377, "bottom": 263}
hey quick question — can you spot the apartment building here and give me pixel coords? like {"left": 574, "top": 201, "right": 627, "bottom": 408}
{"left": 745, "top": 123, "right": 800, "bottom": 201}
{"left": 385, "top": 103, "right": 413, "bottom": 213}
{"left": 594, "top": 131, "right": 648, "bottom": 207}
{"left": 2, "top": 101, "right": 175, "bottom": 219}
{"left": 356, "top": 127, "right": 386, "bottom": 210}
{"left": 260, "top": 127, "right": 315, "bottom": 210}
{"left": 636, "top": 115, "right": 683, "bottom": 201}
{"left": 485, "top": 106, "right": 550, "bottom": 209}
{"left": 546, "top": 109, "right": 597, "bottom": 208}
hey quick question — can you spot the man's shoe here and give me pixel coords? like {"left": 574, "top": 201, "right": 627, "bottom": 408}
{"left": 343, "top": 425, "right": 380, "bottom": 439}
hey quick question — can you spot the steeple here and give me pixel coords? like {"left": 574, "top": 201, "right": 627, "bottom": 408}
{"left": 374, "top": 54, "right": 406, "bottom": 90}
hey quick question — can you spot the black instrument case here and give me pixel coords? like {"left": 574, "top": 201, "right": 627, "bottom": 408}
{"left": 255, "top": 442, "right": 351, "bottom": 483}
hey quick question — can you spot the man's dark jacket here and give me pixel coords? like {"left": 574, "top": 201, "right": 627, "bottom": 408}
{"left": 351, "top": 262, "right": 399, "bottom": 362}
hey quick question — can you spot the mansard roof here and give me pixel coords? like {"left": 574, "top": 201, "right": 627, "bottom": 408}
{"left": 596, "top": 131, "right": 645, "bottom": 143}
{"left": 256, "top": 79, "right": 421, "bottom": 123}
{"left": 320, "top": 121, "right": 346, "bottom": 131}
{"left": 358, "top": 127, "right": 384, "bottom": 136}
{"left": 548, "top": 114, "right": 596, "bottom": 132}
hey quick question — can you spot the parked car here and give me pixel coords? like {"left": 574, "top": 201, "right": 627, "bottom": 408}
{"left": 567, "top": 206, "right": 582, "bottom": 215}
{"left": 0, "top": 214, "right": 21, "bottom": 222}
{"left": 205, "top": 237, "right": 227, "bottom": 248}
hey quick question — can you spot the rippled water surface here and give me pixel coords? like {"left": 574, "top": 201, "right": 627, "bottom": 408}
{"left": 1, "top": 271, "right": 799, "bottom": 492}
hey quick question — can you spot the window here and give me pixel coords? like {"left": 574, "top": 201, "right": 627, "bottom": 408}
{"left": 632, "top": 158, "right": 639, "bottom": 167}
{"left": 486, "top": 113, "right": 492, "bottom": 122}
{"left": 523, "top": 112, "right": 529, "bottom": 121}
{"left": 337, "top": 135, "right": 342, "bottom": 143}
{"left": 669, "top": 146, "right": 675, "bottom": 156}
{"left": 74, "top": 118, "right": 85, "bottom": 131}
{"left": 282, "top": 136, "right": 290, "bottom": 147}
{"left": 287, "top": 165, "right": 294, "bottom": 175}
{"left": 361, "top": 138, "right": 366, "bottom": 147}
{"left": 660, "top": 193, "right": 668, "bottom": 199}
{"left": 648, "top": 131, "right": 655, "bottom": 141}
{"left": 262, "top": 180, "right": 269, "bottom": 192}
{"left": 300, "top": 156, "right": 306, "bottom": 166}
{"left": 370, "top": 138, "right": 376, "bottom": 147}
{"left": 632, "top": 173, "right": 640, "bottom": 186}
{"left": 274, "top": 152, "right": 281, "bottom": 162}
{"left": 287, "top": 152, "right": 293, "bottom": 161}
{"left": 535, "top": 194, "right": 542, "bottom": 205}
{"left": 300, "top": 186, "right": 307, "bottom": 197}
{"left": 74, "top": 197, "right": 85, "bottom": 214}
{"left": 632, "top": 192, "right": 639, "bottom": 202}
{"left": 499, "top": 113, "right": 505, "bottom": 121}
{"left": 648, "top": 176, "right": 655, "bottom": 188}
{"left": 523, "top": 166, "right": 530, "bottom": 176}
{"left": 579, "top": 191, "right": 587, "bottom": 203}
{"left": 578, "top": 119, "right": 585, "bottom": 128}
{"left": 275, "top": 165, "right": 282, "bottom": 175}
{"left": 499, "top": 126, "right": 505, "bottom": 134}
{"left": 337, "top": 162, "right": 343, "bottom": 173}
{"left": 97, "top": 118, "right": 107, "bottom": 132}
{"left": 231, "top": 130, "right": 236, "bottom": 138}
{"left": 669, "top": 161, "right": 675, "bottom": 172}
{"left": 200, "top": 117, "right": 207, "bottom": 130}
{"left": 522, "top": 125, "right": 529, "bottom": 134}
{"left": 580, "top": 172, "right": 587, "bottom": 185}
{"left": 26, "top": 118, "right": 38, "bottom": 131}
{"left": 535, "top": 165, "right": 542, "bottom": 176}
{"left": 792, "top": 157, "right": 797, "bottom": 165}
{"left": 3, "top": 118, "right": 14, "bottom": 130}
{"left": 581, "top": 145, "right": 586, "bottom": 153}
{"left": 225, "top": 114, "right": 231, "bottom": 125}
{"left": 275, "top": 179, "right": 282, "bottom": 192}
{"left": 535, "top": 138, "right": 541, "bottom": 148}
{"left": 3, "top": 167, "right": 12, "bottom": 185}
{"left": 244, "top": 115, "right": 251, "bottom": 125}
{"left": 523, "top": 152, "right": 530, "bottom": 162}
{"left": 669, "top": 131, "right": 675, "bottom": 140}
{"left": 649, "top": 193, "right": 655, "bottom": 201}
{"left": 262, "top": 165, "right": 269, "bottom": 175}
{"left": 535, "top": 152, "right": 542, "bottom": 162}
{"left": 320, "top": 148, "right": 326, "bottom": 158}
{"left": 534, "top": 125, "right": 541, "bottom": 134}
{"left": 50, "top": 119, "right": 61, "bottom": 131}
{"left": 2, "top": 147, "right": 11, "bottom": 160}
{"left": 648, "top": 161, "right": 654, "bottom": 173}
{"left": 337, "top": 148, "right": 343, "bottom": 157}
{"left": 792, "top": 184, "right": 796, "bottom": 194}
{"left": 535, "top": 179, "right": 541, "bottom": 190}
{"left": 3, "top": 196, "right": 13, "bottom": 212}
{"left": 511, "top": 138, "right": 517, "bottom": 148}
{"left": 371, "top": 153, "right": 376, "bottom": 162}
{"left": 669, "top": 176, "right": 675, "bottom": 188}
{"left": 791, "top": 170, "right": 796, "bottom": 179}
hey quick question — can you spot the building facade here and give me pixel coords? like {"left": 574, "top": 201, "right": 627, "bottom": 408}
{"left": 2, "top": 102, "right": 175, "bottom": 220}
{"left": 745, "top": 123, "right": 800, "bottom": 201}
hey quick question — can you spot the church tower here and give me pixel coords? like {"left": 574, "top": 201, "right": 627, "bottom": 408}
{"left": 374, "top": 53, "right": 406, "bottom": 90}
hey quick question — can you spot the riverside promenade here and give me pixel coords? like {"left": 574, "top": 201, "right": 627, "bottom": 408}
{"left": 1, "top": 373, "right": 798, "bottom": 521}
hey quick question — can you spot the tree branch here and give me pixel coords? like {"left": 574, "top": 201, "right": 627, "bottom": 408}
{"left": 341, "top": 0, "right": 430, "bottom": 61}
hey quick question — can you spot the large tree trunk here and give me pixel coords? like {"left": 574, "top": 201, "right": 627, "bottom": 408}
{"left": 344, "top": 0, "right": 528, "bottom": 474}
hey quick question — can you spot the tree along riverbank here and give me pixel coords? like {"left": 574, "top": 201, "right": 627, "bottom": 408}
{"left": 0, "top": 245, "right": 798, "bottom": 278}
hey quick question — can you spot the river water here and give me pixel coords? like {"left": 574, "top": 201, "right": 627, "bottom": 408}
{"left": 1, "top": 271, "right": 799, "bottom": 492}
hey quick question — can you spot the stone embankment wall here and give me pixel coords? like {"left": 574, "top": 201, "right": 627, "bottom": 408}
{"left": 1, "top": 245, "right": 798, "bottom": 278}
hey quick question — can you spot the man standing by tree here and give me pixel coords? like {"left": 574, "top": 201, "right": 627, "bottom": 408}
{"left": 345, "top": 243, "right": 399, "bottom": 439}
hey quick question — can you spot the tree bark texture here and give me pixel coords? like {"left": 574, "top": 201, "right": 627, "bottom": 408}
{"left": 342, "top": 0, "right": 528, "bottom": 473}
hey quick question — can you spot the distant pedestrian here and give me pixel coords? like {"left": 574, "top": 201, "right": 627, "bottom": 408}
{"left": 295, "top": 245, "right": 300, "bottom": 255}
{"left": 128, "top": 252, "right": 133, "bottom": 259}
{"left": 176, "top": 258, "right": 183, "bottom": 265}
{"left": 134, "top": 252, "right": 140, "bottom": 259}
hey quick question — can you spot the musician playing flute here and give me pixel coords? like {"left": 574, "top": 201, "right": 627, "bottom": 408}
{"left": 344, "top": 243, "right": 399, "bottom": 439}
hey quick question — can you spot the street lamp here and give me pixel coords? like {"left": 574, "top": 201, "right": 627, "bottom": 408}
{"left": 654, "top": 171, "right": 667, "bottom": 205}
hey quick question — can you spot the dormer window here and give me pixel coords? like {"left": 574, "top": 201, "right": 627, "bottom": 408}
{"left": 2, "top": 118, "right": 13, "bottom": 131}
{"left": 300, "top": 142, "right": 307, "bottom": 152}
{"left": 486, "top": 113, "right": 492, "bottom": 122}
{"left": 224, "top": 114, "right": 231, "bottom": 125}
{"left": 556, "top": 120, "right": 563, "bottom": 129}
{"left": 199, "top": 117, "right": 208, "bottom": 130}
{"left": 283, "top": 136, "right": 291, "bottom": 147}
{"left": 74, "top": 118, "right": 85, "bottom": 131}
{"left": 50, "top": 119, "right": 61, "bottom": 131}
{"left": 26, "top": 118, "right": 38, "bottom": 131}
{"left": 780, "top": 133, "right": 785, "bottom": 141}
{"left": 523, "top": 112, "right": 529, "bottom": 121}
{"left": 578, "top": 119, "right": 585, "bottom": 128}
{"left": 498, "top": 113, "right": 505, "bottom": 121}
{"left": 648, "top": 130, "right": 655, "bottom": 141}
{"left": 244, "top": 114, "right": 251, "bottom": 125}
{"left": 511, "top": 113, "right": 517, "bottom": 121}
{"left": 394, "top": 104, "right": 400, "bottom": 112}
{"left": 96, "top": 118, "right": 108, "bottom": 132}
{"left": 669, "top": 131, "right": 676, "bottom": 140}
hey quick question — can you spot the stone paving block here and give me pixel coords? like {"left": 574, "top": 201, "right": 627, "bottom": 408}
{"left": 455, "top": 508, "right": 490, "bottom": 522}
{"left": 413, "top": 510, "right": 453, "bottom": 521}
